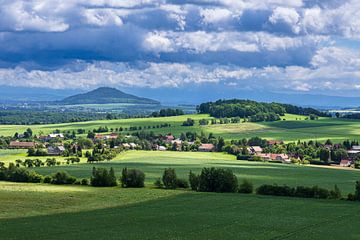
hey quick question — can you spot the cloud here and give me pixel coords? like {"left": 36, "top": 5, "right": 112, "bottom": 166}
{"left": 0, "top": 0, "right": 359, "bottom": 96}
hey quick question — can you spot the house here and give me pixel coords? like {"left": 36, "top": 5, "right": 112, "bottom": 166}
{"left": 165, "top": 134, "right": 175, "bottom": 143}
{"left": 267, "top": 140, "right": 284, "bottom": 146}
{"left": 47, "top": 146, "right": 65, "bottom": 156}
{"left": 48, "top": 133, "right": 64, "bottom": 139}
{"left": 248, "top": 146, "right": 263, "bottom": 154}
{"left": 9, "top": 141, "right": 36, "bottom": 149}
{"left": 129, "top": 143, "right": 137, "bottom": 149}
{"left": 157, "top": 145, "right": 167, "bottom": 151}
{"left": 347, "top": 146, "right": 360, "bottom": 159}
{"left": 198, "top": 143, "right": 215, "bottom": 152}
{"left": 339, "top": 159, "right": 352, "bottom": 167}
{"left": 122, "top": 143, "right": 131, "bottom": 149}
{"left": 256, "top": 153, "right": 290, "bottom": 163}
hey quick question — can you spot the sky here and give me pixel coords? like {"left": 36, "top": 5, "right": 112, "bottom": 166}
{"left": 0, "top": 0, "right": 360, "bottom": 97}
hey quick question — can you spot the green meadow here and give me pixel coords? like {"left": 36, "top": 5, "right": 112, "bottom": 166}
{"left": 30, "top": 151, "right": 360, "bottom": 195}
{"left": 0, "top": 149, "right": 359, "bottom": 239}
{"left": 2, "top": 115, "right": 360, "bottom": 239}
{"left": 1, "top": 113, "right": 360, "bottom": 142}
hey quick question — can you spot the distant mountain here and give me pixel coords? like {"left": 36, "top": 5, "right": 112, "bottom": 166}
{"left": 59, "top": 87, "right": 160, "bottom": 105}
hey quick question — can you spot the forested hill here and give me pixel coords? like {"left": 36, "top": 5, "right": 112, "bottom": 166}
{"left": 197, "top": 99, "right": 328, "bottom": 120}
{"left": 59, "top": 87, "right": 160, "bottom": 105}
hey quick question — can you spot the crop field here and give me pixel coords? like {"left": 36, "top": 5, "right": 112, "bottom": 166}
{"left": 1, "top": 114, "right": 360, "bottom": 142}
{"left": 33, "top": 151, "right": 360, "bottom": 195}
{"left": 1, "top": 181, "right": 360, "bottom": 239}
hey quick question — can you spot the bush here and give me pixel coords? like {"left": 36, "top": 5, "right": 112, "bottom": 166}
{"left": 43, "top": 175, "right": 52, "bottom": 183}
{"left": 189, "top": 171, "right": 199, "bottom": 191}
{"left": 256, "top": 184, "right": 331, "bottom": 199}
{"left": 51, "top": 171, "right": 77, "bottom": 185}
{"left": 121, "top": 168, "right": 145, "bottom": 188}
{"left": 81, "top": 178, "right": 89, "bottom": 186}
{"left": 355, "top": 181, "right": 360, "bottom": 201}
{"left": 238, "top": 179, "right": 253, "bottom": 194}
{"left": 176, "top": 179, "right": 189, "bottom": 189}
{"left": 302, "top": 160, "right": 310, "bottom": 165}
{"left": 256, "top": 184, "right": 294, "bottom": 197}
{"left": 236, "top": 155, "right": 251, "bottom": 161}
{"left": 162, "top": 168, "right": 178, "bottom": 189}
{"left": 154, "top": 178, "right": 163, "bottom": 188}
{"left": 198, "top": 167, "right": 238, "bottom": 193}
{"left": 7, "top": 167, "right": 43, "bottom": 183}
{"left": 329, "top": 185, "right": 342, "bottom": 199}
{"left": 90, "top": 167, "right": 117, "bottom": 187}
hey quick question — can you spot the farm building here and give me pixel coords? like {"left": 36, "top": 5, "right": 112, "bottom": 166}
{"left": 256, "top": 153, "right": 291, "bottom": 163}
{"left": 165, "top": 134, "right": 175, "bottom": 143}
{"left": 267, "top": 140, "right": 284, "bottom": 146}
{"left": 47, "top": 146, "right": 65, "bottom": 156}
{"left": 339, "top": 159, "right": 353, "bottom": 167}
{"left": 248, "top": 146, "right": 263, "bottom": 154}
{"left": 9, "top": 141, "right": 36, "bottom": 149}
{"left": 198, "top": 143, "right": 215, "bottom": 152}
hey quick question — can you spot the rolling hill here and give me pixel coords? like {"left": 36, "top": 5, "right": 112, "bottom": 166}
{"left": 58, "top": 87, "right": 160, "bottom": 105}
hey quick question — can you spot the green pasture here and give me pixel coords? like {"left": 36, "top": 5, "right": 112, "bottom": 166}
{"left": 0, "top": 181, "right": 360, "bottom": 239}
{"left": 1, "top": 113, "right": 360, "bottom": 142}
{"left": 34, "top": 151, "right": 360, "bottom": 195}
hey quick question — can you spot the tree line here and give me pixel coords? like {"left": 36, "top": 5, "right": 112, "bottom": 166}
{"left": 197, "top": 99, "right": 328, "bottom": 120}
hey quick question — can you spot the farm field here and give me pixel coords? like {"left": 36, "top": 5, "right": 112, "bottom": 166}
{"left": 1, "top": 113, "right": 360, "bottom": 142}
{"left": 1, "top": 181, "right": 360, "bottom": 240}
{"left": 0, "top": 149, "right": 88, "bottom": 164}
{"left": 34, "top": 151, "right": 360, "bottom": 195}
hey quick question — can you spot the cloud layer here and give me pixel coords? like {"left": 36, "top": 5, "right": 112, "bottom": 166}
{"left": 0, "top": 0, "right": 360, "bottom": 95}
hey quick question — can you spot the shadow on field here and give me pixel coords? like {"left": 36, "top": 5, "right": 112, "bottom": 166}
{"left": 1, "top": 192, "right": 360, "bottom": 240}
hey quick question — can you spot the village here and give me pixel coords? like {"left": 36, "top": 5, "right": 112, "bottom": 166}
{"left": 5, "top": 129, "right": 360, "bottom": 169}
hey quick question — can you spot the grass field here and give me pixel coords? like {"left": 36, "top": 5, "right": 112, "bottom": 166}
{"left": 32, "top": 151, "right": 360, "bottom": 195}
{"left": 1, "top": 113, "right": 360, "bottom": 142}
{"left": 1, "top": 182, "right": 360, "bottom": 239}
{"left": 1, "top": 151, "right": 360, "bottom": 239}
{"left": 0, "top": 149, "right": 88, "bottom": 165}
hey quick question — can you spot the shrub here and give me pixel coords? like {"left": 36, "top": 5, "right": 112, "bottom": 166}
{"left": 238, "top": 179, "right": 253, "bottom": 194}
{"left": 90, "top": 167, "right": 117, "bottom": 187}
{"left": 154, "top": 178, "right": 163, "bottom": 188}
{"left": 257, "top": 184, "right": 332, "bottom": 199}
{"left": 348, "top": 193, "right": 356, "bottom": 201}
{"left": 176, "top": 179, "right": 189, "bottom": 189}
{"left": 236, "top": 155, "right": 251, "bottom": 161}
{"left": 189, "top": 171, "right": 199, "bottom": 191}
{"left": 51, "top": 171, "right": 77, "bottom": 185}
{"left": 121, "top": 168, "right": 145, "bottom": 188}
{"left": 329, "top": 185, "right": 342, "bottom": 199}
{"left": 7, "top": 167, "right": 43, "bottom": 183}
{"left": 198, "top": 167, "right": 238, "bottom": 193}
{"left": 256, "top": 184, "right": 295, "bottom": 197}
{"left": 43, "top": 175, "right": 52, "bottom": 184}
{"left": 81, "top": 178, "right": 89, "bottom": 186}
{"left": 162, "top": 168, "right": 177, "bottom": 189}
{"left": 302, "top": 160, "right": 310, "bottom": 165}
{"left": 355, "top": 181, "right": 360, "bottom": 201}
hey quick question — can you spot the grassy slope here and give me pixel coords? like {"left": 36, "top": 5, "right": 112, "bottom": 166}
{"left": 34, "top": 151, "right": 360, "bottom": 195}
{"left": 0, "top": 182, "right": 360, "bottom": 240}
{"left": 1, "top": 113, "right": 360, "bottom": 142}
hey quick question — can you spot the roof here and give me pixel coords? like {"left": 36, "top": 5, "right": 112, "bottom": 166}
{"left": 340, "top": 159, "right": 351, "bottom": 164}
{"left": 48, "top": 133, "right": 64, "bottom": 138}
{"left": 166, "top": 135, "right": 175, "bottom": 141}
{"left": 199, "top": 143, "right": 215, "bottom": 150}
{"left": 256, "top": 153, "right": 289, "bottom": 160}
{"left": 251, "top": 146, "right": 263, "bottom": 152}
{"left": 9, "top": 141, "right": 35, "bottom": 148}
{"left": 267, "top": 140, "right": 283, "bottom": 145}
